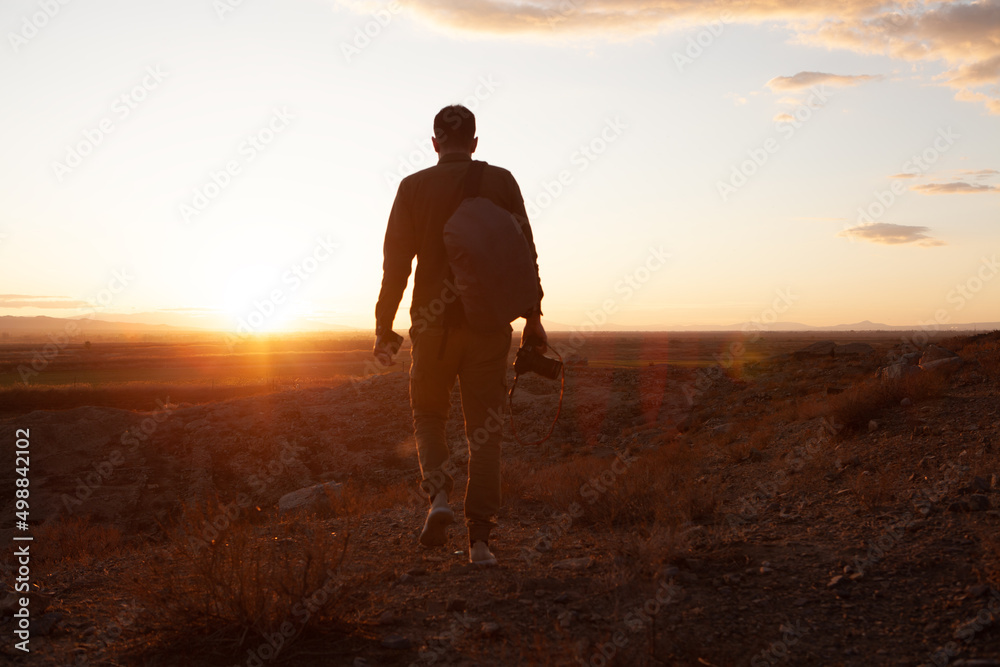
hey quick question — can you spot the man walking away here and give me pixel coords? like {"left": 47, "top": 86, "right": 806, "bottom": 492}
{"left": 373, "top": 104, "right": 546, "bottom": 566}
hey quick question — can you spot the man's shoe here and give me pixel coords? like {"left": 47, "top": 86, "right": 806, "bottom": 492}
{"left": 419, "top": 493, "right": 454, "bottom": 547}
{"left": 469, "top": 540, "right": 498, "bottom": 567}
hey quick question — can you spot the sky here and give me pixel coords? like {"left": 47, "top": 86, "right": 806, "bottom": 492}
{"left": 0, "top": 0, "right": 998, "bottom": 334}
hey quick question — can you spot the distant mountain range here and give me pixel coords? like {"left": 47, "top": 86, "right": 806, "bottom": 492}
{"left": 1, "top": 315, "right": 997, "bottom": 339}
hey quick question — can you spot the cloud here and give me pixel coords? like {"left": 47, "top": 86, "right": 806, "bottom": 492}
{"left": 913, "top": 181, "right": 1000, "bottom": 194}
{"left": 889, "top": 172, "right": 919, "bottom": 179}
{"left": 838, "top": 223, "right": 945, "bottom": 246}
{"left": 766, "top": 71, "right": 881, "bottom": 91}
{"left": 0, "top": 294, "right": 88, "bottom": 309}
{"left": 959, "top": 168, "right": 1000, "bottom": 177}
{"left": 359, "top": 0, "right": 1000, "bottom": 114}
{"left": 773, "top": 112, "right": 795, "bottom": 122}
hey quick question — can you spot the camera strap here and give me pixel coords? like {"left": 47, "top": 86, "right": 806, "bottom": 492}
{"left": 507, "top": 346, "right": 565, "bottom": 446}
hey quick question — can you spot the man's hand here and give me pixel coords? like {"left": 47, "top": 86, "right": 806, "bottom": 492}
{"left": 373, "top": 330, "right": 403, "bottom": 366}
{"left": 521, "top": 314, "right": 547, "bottom": 353}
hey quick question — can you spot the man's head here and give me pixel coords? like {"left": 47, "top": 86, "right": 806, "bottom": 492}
{"left": 432, "top": 105, "right": 477, "bottom": 155}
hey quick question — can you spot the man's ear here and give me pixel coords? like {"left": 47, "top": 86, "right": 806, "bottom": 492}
{"left": 431, "top": 136, "right": 441, "bottom": 153}
{"left": 470, "top": 137, "right": 478, "bottom": 154}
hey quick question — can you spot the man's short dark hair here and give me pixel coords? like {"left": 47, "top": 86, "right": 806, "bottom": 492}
{"left": 434, "top": 105, "right": 476, "bottom": 149}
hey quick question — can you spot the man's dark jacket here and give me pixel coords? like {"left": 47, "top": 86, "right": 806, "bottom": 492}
{"left": 375, "top": 153, "right": 543, "bottom": 334}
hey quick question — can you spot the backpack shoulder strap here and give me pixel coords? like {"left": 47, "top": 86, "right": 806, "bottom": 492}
{"left": 462, "top": 160, "right": 487, "bottom": 201}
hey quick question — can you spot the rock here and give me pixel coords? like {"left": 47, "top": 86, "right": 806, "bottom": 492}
{"left": 920, "top": 357, "right": 963, "bottom": 374}
{"left": 427, "top": 600, "right": 446, "bottom": 614}
{"left": 446, "top": 599, "right": 466, "bottom": 613}
{"left": 377, "top": 610, "right": 395, "bottom": 625}
{"left": 397, "top": 573, "right": 413, "bottom": 584}
{"left": 553, "top": 557, "right": 592, "bottom": 570}
{"left": 969, "top": 494, "right": 991, "bottom": 511}
{"left": 868, "top": 420, "right": 879, "bottom": 433}
{"left": 554, "top": 592, "right": 571, "bottom": 604}
{"left": 968, "top": 584, "right": 990, "bottom": 598}
{"left": 795, "top": 341, "right": 836, "bottom": 359}
{"left": 353, "top": 659, "right": 370, "bottom": 667}
{"left": 901, "top": 397, "right": 912, "bottom": 407}
{"left": 277, "top": 481, "right": 342, "bottom": 514}
{"left": 828, "top": 575, "right": 845, "bottom": 587}
{"left": 481, "top": 621, "right": 501, "bottom": 636}
{"left": 948, "top": 500, "right": 971, "bottom": 513}
{"left": 879, "top": 363, "right": 921, "bottom": 382}
{"left": 920, "top": 344, "right": 960, "bottom": 364}
{"left": 380, "top": 635, "right": 412, "bottom": 650}
{"left": 835, "top": 342, "right": 875, "bottom": 356}
{"left": 748, "top": 447, "right": 764, "bottom": 462}
{"left": 30, "top": 612, "right": 61, "bottom": 636}
{"left": 407, "top": 567, "right": 428, "bottom": 577}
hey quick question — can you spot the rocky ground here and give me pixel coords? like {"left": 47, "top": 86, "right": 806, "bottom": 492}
{"left": 1, "top": 331, "right": 999, "bottom": 666}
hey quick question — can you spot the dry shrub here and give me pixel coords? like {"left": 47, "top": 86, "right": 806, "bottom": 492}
{"left": 830, "top": 372, "right": 945, "bottom": 433}
{"left": 138, "top": 497, "right": 349, "bottom": 656}
{"left": 965, "top": 338, "right": 1000, "bottom": 377}
{"left": 34, "top": 516, "right": 122, "bottom": 564}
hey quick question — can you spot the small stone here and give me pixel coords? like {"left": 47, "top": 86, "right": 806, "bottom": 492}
{"left": 868, "top": 420, "right": 879, "bottom": 433}
{"left": 446, "top": 599, "right": 466, "bottom": 613}
{"left": 378, "top": 610, "right": 394, "bottom": 625}
{"left": 397, "top": 573, "right": 413, "bottom": 584}
{"left": 828, "top": 575, "right": 845, "bottom": 587}
{"left": 407, "top": 567, "right": 428, "bottom": 577}
{"left": 968, "top": 584, "right": 990, "bottom": 598}
{"left": 427, "top": 600, "right": 446, "bottom": 614}
{"left": 949, "top": 500, "right": 972, "bottom": 513}
{"left": 353, "top": 659, "right": 370, "bottom": 667}
{"left": 31, "top": 612, "right": 61, "bottom": 637}
{"left": 901, "top": 397, "right": 912, "bottom": 407}
{"left": 554, "top": 592, "right": 571, "bottom": 604}
{"left": 553, "top": 557, "right": 592, "bottom": 570}
{"left": 969, "top": 494, "right": 991, "bottom": 511}
{"left": 481, "top": 621, "right": 501, "bottom": 636}
{"left": 794, "top": 598, "right": 809, "bottom": 606}
{"left": 381, "top": 635, "right": 412, "bottom": 650}
{"left": 972, "top": 476, "right": 991, "bottom": 492}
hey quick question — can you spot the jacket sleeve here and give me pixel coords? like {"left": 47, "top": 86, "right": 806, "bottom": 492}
{"left": 374, "top": 181, "right": 417, "bottom": 332}
{"left": 506, "top": 174, "right": 544, "bottom": 318}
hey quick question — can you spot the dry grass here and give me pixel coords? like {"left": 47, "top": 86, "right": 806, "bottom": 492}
{"left": 134, "top": 498, "right": 349, "bottom": 660}
{"left": 829, "top": 372, "right": 945, "bottom": 434}
{"left": 34, "top": 516, "right": 123, "bottom": 565}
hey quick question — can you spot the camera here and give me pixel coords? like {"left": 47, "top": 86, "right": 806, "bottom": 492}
{"left": 514, "top": 336, "right": 562, "bottom": 380}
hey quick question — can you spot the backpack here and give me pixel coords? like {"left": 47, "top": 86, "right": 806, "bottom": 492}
{"left": 442, "top": 161, "right": 540, "bottom": 331}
